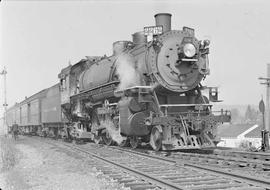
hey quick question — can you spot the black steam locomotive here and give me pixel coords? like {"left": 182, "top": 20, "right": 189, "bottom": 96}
{"left": 6, "top": 13, "right": 230, "bottom": 150}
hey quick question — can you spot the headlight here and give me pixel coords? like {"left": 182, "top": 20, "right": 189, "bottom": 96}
{"left": 183, "top": 43, "right": 196, "bottom": 57}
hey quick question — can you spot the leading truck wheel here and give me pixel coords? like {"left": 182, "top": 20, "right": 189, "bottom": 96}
{"left": 102, "top": 130, "right": 113, "bottom": 146}
{"left": 130, "top": 136, "right": 139, "bottom": 149}
{"left": 150, "top": 126, "right": 163, "bottom": 151}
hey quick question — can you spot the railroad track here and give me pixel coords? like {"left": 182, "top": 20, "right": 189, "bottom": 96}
{"left": 213, "top": 149, "right": 270, "bottom": 162}
{"left": 111, "top": 145, "right": 270, "bottom": 179}
{"left": 164, "top": 149, "right": 270, "bottom": 179}
{"left": 108, "top": 146, "right": 270, "bottom": 189}
{"left": 31, "top": 137, "right": 270, "bottom": 190}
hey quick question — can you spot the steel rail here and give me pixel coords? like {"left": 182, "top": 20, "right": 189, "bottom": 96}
{"left": 47, "top": 140, "right": 187, "bottom": 190}
{"left": 108, "top": 146, "right": 270, "bottom": 190}
{"left": 184, "top": 163, "right": 270, "bottom": 190}
{"left": 31, "top": 137, "right": 270, "bottom": 189}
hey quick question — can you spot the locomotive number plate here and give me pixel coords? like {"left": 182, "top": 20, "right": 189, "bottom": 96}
{"left": 144, "top": 26, "right": 163, "bottom": 36}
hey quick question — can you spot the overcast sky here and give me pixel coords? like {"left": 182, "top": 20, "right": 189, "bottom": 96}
{"left": 0, "top": 0, "right": 269, "bottom": 115}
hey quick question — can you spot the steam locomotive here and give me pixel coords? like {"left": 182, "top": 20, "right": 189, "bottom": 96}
{"left": 6, "top": 13, "right": 230, "bottom": 150}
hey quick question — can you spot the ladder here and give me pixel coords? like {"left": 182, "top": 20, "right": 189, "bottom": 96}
{"left": 179, "top": 115, "right": 190, "bottom": 137}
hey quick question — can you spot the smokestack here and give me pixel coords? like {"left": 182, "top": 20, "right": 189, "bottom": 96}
{"left": 154, "top": 13, "right": 172, "bottom": 33}
{"left": 132, "top": 32, "right": 147, "bottom": 45}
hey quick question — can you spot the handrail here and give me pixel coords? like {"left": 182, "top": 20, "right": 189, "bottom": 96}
{"left": 159, "top": 103, "right": 212, "bottom": 107}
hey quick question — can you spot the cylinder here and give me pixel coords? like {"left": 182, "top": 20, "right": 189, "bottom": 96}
{"left": 154, "top": 13, "right": 172, "bottom": 33}
{"left": 132, "top": 32, "right": 147, "bottom": 45}
{"left": 113, "top": 41, "right": 130, "bottom": 55}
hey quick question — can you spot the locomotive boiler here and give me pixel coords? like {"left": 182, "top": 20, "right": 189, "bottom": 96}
{"left": 59, "top": 13, "right": 230, "bottom": 150}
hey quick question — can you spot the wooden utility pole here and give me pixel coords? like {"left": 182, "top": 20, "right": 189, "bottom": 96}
{"left": 267, "top": 64, "right": 270, "bottom": 133}
{"left": 0, "top": 67, "right": 8, "bottom": 134}
{"left": 259, "top": 64, "right": 270, "bottom": 150}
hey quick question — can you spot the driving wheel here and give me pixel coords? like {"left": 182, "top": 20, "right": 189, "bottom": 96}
{"left": 102, "top": 129, "right": 113, "bottom": 145}
{"left": 150, "top": 126, "right": 163, "bottom": 151}
{"left": 119, "top": 137, "right": 129, "bottom": 147}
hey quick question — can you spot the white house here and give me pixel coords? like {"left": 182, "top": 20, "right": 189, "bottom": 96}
{"left": 217, "top": 123, "right": 262, "bottom": 148}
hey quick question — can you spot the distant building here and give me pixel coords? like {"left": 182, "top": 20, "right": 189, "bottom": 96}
{"left": 217, "top": 123, "right": 262, "bottom": 148}
{"left": 244, "top": 124, "right": 263, "bottom": 148}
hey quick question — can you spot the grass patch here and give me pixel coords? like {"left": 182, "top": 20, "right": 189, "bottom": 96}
{"left": 0, "top": 135, "right": 18, "bottom": 171}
